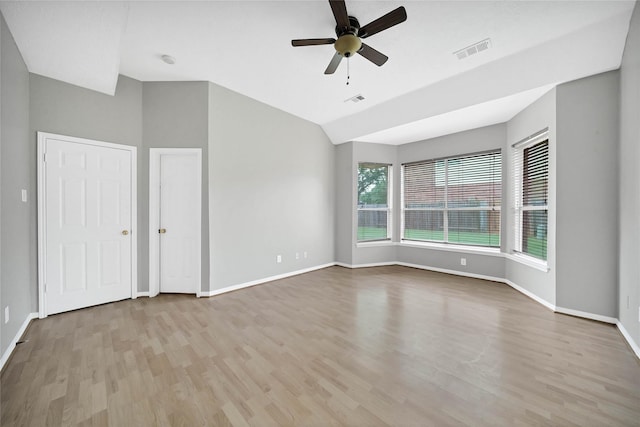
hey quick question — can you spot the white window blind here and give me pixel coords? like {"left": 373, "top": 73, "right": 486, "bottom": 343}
{"left": 402, "top": 150, "right": 501, "bottom": 247}
{"left": 357, "top": 163, "right": 391, "bottom": 242}
{"left": 513, "top": 132, "right": 549, "bottom": 261}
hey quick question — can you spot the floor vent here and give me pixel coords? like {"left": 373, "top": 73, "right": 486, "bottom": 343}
{"left": 454, "top": 38, "right": 491, "bottom": 60}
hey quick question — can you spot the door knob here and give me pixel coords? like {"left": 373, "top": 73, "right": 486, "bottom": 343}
{"left": 159, "top": 228, "right": 167, "bottom": 234}
{"left": 122, "top": 230, "right": 129, "bottom": 235}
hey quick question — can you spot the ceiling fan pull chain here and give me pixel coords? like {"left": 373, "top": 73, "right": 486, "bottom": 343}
{"left": 346, "top": 56, "right": 350, "bottom": 85}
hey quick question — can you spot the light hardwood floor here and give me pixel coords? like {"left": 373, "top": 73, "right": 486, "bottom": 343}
{"left": 2, "top": 266, "right": 639, "bottom": 426}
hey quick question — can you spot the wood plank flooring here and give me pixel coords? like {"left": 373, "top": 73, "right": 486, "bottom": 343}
{"left": 2, "top": 266, "right": 639, "bottom": 426}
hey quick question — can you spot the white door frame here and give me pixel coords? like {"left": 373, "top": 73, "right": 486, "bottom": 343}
{"left": 149, "top": 148, "right": 202, "bottom": 297}
{"left": 37, "top": 132, "right": 138, "bottom": 319}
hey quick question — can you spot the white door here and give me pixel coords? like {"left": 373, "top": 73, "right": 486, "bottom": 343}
{"left": 39, "top": 134, "right": 135, "bottom": 316}
{"left": 157, "top": 152, "right": 201, "bottom": 294}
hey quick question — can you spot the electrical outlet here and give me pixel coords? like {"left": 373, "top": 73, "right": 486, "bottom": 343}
{"left": 21, "top": 189, "right": 27, "bottom": 203}
{"left": 4, "top": 306, "right": 9, "bottom": 324}
{"left": 460, "top": 258, "right": 466, "bottom": 266}
{"left": 304, "top": 251, "right": 308, "bottom": 259}
{"left": 296, "top": 252, "right": 300, "bottom": 260}
{"left": 276, "top": 255, "right": 282, "bottom": 264}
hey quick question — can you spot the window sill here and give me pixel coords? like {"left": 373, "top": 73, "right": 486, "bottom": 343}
{"left": 356, "top": 240, "right": 395, "bottom": 248}
{"left": 399, "top": 240, "right": 501, "bottom": 256}
{"left": 505, "top": 253, "right": 550, "bottom": 272}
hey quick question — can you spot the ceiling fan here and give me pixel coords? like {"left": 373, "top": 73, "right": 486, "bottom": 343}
{"left": 291, "top": 0, "right": 407, "bottom": 75}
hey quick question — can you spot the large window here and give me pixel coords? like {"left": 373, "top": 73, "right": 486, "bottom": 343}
{"left": 514, "top": 134, "right": 549, "bottom": 261}
{"left": 357, "top": 163, "right": 391, "bottom": 242}
{"left": 402, "top": 150, "right": 501, "bottom": 247}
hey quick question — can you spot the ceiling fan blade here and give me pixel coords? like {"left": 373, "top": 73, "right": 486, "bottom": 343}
{"left": 358, "top": 43, "right": 388, "bottom": 66}
{"left": 358, "top": 6, "right": 407, "bottom": 39}
{"left": 292, "top": 38, "right": 336, "bottom": 47}
{"left": 324, "top": 52, "right": 343, "bottom": 74}
{"left": 329, "top": 0, "right": 350, "bottom": 30}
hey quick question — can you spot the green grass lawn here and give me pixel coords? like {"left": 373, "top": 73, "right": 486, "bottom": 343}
{"left": 357, "top": 227, "right": 547, "bottom": 260}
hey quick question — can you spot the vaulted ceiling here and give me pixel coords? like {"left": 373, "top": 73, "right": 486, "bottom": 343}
{"left": 0, "top": 1, "right": 635, "bottom": 144}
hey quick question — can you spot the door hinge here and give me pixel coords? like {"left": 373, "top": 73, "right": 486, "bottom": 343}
{"left": 44, "top": 282, "right": 47, "bottom": 293}
{"left": 43, "top": 152, "right": 48, "bottom": 163}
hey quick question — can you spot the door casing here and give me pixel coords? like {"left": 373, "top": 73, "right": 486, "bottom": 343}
{"left": 37, "top": 132, "right": 138, "bottom": 318}
{"left": 149, "top": 148, "right": 202, "bottom": 297}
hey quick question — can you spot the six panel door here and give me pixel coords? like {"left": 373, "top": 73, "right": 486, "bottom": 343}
{"left": 44, "top": 138, "right": 132, "bottom": 315}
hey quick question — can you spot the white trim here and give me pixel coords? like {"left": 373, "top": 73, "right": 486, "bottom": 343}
{"left": 37, "top": 132, "right": 138, "bottom": 318}
{"left": 202, "top": 263, "right": 335, "bottom": 297}
{"left": 137, "top": 291, "right": 150, "bottom": 298}
{"left": 616, "top": 321, "right": 640, "bottom": 359}
{"left": 335, "top": 261, "right": 396, "bottom": 269}
{"left": 554, "top": 306, "right": 617, "bottom": 324}
{"left": 149, "top": 148, "right": 202, "bottom": 298}
{"left": 399, "top": 241, "right": 502, "bottom": 256}
{"left": 0, "top": 312, "right": 38, "bottom": 372}
{"left": 505, "top": 253, "right": 550, "bottom": 272}
{"left": 503, "top": 278, "right": 556, "bottom": 311}
{"left": 355, "top": 240, "right": 395, "bottom": 248}
{"left": 397, "top": 262, "right": 505, "bottom": 283}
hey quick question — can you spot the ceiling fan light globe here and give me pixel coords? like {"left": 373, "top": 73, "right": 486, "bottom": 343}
{"left": 334, "top": 34, "right": 362, "bottom": 57}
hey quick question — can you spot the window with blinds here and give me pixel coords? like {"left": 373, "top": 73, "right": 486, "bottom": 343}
{"left": 402, "top": 150, "right": 501, "bottom": 247}
{"left": 357, "top": 163, "right": 391, "bottom": 242}
{"left": 513, "top": 136, "right": 549, "bottom": 261}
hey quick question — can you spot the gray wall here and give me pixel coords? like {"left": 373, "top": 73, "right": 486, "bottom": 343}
{"left": 29, "top": 73, "right": 144, "bottom": 291}
{"left": 208, "top": 82, "right": 335, "bottom": 290}
{"left": 142, "top": 82, "right": 210, "bottom": 293}
{"left": 1, "top": 13, "right": 31, "bottom": 355}
{"left": 335, "top": 142, "right": 353, "bottom": 265}
{"left": 556, "top": 71, "right": 620, "bottom": 317}
{"left": 505, "top": 88, "right": 557, "bottom": 305}
{"left": 619, "top": 1, "right": 640, "bottom": 348}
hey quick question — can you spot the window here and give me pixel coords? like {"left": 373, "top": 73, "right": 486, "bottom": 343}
{"left": 402, "top": 150, "right": 501, "bottom": 247}
{"left": 357, "top": 163, "right": 391, "bottom": 242}
{"left": 513, "top": 132, "right": 549, "bottom": 261}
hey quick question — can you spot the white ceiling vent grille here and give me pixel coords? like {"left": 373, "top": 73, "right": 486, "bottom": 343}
{"left": 454, "top": 38, "right": 492, "bottom": 60}
{"left": 344, "top": 94, "right": 365, "bottom": 103}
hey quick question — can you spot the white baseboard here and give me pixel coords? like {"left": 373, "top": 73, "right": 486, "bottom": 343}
{"left": 335, "top": 261, "right": 396, "bottom": 269}
{"left": 555, "top": 306, "right": 617, "bottom": 324}
{"left": 136, "top": 291, "right": 150, "bottom": 297}
{"left": 502, "top": 279, "right": 556, "bottom": 311}
{"left": 616, "top": 321, "right": 640, "bottom": 359}
{"left": 397, "top": 262, "right": 505, "bottom": 284}
{"left": 1, "top": 312, "right": 38, "bottom": 372}
{"left": 202, "top": 263, "right": 336, "bottom": 297}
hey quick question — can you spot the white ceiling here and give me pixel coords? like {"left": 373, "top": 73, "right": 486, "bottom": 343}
{"left": 0, "top": 0, "right": 636, "bottom": 145}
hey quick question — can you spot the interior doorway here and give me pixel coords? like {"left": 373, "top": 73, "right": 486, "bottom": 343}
{"left": 149, "top": 148, "right": 202, "bottom": 296}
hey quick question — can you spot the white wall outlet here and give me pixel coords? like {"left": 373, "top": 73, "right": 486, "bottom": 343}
{"left": 460, "top": 258, "right": 467, "bottom": 266}
{"left": 276, "top": 255, "right": 282, "bottom": 263}
{"left": 304, "top": 251, "right": 308, "bottom": 259}
{"left": 4, "top": 306, "right": 9, "bottom": 324}
{"left": 21, "top": 189, "right": 27, "bottom": 203}
{"left": 295, "top": 252, "right": 300, "bottom": 260}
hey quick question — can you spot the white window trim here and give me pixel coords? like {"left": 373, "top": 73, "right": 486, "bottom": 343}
{"left": 356, "top": 163, "right": 393, "bottom": 243}
{"left": 512, "top": 128, "right": 549, "bottom": 265}
{"left": 400, "top": 150, "right": 502, "bottom": 249}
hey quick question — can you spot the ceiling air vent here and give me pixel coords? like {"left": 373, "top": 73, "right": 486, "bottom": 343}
{"left": 345, "top": 94, "right": 365, "bottom": 103}
{"left": 454, "top": 38, "right": 491, "bottom": 60}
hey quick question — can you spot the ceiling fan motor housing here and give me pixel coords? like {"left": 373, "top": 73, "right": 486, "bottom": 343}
{"left": 334, "top": 16, "right": 362, "bottom": 57}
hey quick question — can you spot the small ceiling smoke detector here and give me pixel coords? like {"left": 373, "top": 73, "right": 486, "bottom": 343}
{"left": 344, "top": 94, "right": 365, "bottom": 103}
{"left": 454, "top": 38, "right": 491, "bottom": 60}
{"left": 161, "top": 54, "right": 176, "bottom": 65}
